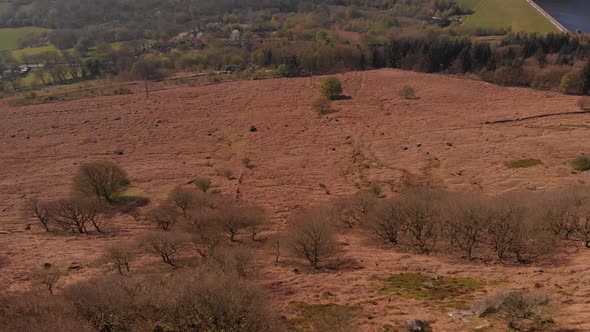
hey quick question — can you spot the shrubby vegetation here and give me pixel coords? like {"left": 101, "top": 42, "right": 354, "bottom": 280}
{"left": 11, "top": 155, "right": 590, "bottom": 330}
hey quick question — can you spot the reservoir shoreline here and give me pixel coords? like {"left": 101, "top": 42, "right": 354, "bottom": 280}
{"left": 527, "top": 0, "right": 568, "bottom": 32}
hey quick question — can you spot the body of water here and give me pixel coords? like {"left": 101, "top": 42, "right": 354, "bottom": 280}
{"left": 535, "top": 0, "right": 590, "bottom": 33}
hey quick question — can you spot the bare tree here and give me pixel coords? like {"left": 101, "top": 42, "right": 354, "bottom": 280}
{"left": 162, "top": 273, "right": 280, "bottom": 332}
{"left": 333, "top": 191, "right": 376, "bottom": 228}
{"left": 72, "top": 160, "right": 130, "bottom": 204}
{"left": 446, "top": 196, "right": 490, "bottom": 260}
{"left": 366, "top": 197, "right": 405, "bottom": 244}
{"left": 403, "top": 190, "right": 443, "bottom": 254}
{"left": 146, "top": 204, "right": 180, "bottom": 231}
{"left": 488, "top": 199, "right": 525, "bottom": 261}
{"left": 168, "top": 186, "right": 206, "bottom": 217}
{"left": 288, "top": 209, "right": 337, "bottom": 269}
{"left": 25, "top": 199, "right": 52, "bottom": 232}
{"left": 510, "top": 217, "right": 557, "bottom": 264}
{"left": 216, "top": 205, "right": 248, "bottom": 242}
{"left": 140, "top": 232, "right": 186, "bottom": 268}
{"left": 538, "top": 189, "right": 584, "bottom": 240}
{"left": 104, "top": 245, "right": 134, "bottom": 274}
{"left": 241, "top": 206, "right": 266, "bottom": 241}
{"left": 185, "top": 207, "right": 223, "bottom": 259}
{"left": 47, "top": 198, "right": 105, "bottom": 234}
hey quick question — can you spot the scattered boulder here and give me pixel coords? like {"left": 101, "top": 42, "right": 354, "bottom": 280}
{"left": 406, "top": 319, "right": 429, "bottom": 332}
{"left": 417, "top": 143, "right": 422, "bottom": 148}
{"left": 51, "top": 123, "right": 59, "bottom": 129}
{"left": 114, "top": 149, "right": 125, "bottom": 156}
{"left": 472, "top": 320, "right": 492, "bottom": 330}
{"left": 114, "top": 116, "right": 122, "bottom": 121}
{"left": 249, "top": 125, "right": 258, "bottom": 132}
{"left": 400, "top": 146, "right": 409, "bottom": 151}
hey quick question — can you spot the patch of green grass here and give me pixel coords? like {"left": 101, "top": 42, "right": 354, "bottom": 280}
{"left": 376, "top": 273, "right": 484, "bottom": 300}
{"left": 10, "top": 44, "right": 60, "bottom": 60}
{"left": 571, "top": 156, "right": 590, "bottom": 172}
{"left": 290, "top": 302, "right": 361, "bottom": 320}
{"left": 505, "top": 158, "right": 543, "bottom": 169}
{"left": 459, "top": 0, "right": 558, "bottom": 33}
{"left": 0, "top": 27, "right": 51, "bottom": 51}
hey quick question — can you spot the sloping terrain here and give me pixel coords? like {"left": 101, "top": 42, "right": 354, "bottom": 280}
{"left": 1, "top": 69, "right": 590, "bottom": 330}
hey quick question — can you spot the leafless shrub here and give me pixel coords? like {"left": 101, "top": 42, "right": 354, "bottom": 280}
{"left": 140, "top": 231, "right": 187, "bottom": 268}
{"left": 537, "top": 189, "right": 585, "bottom": 240}
{"left": 214, "top": 202, "right": 265, "bottom": 242}
{"left": 72, "top": 160, "right": 129, "bottom": 203}
{"left": 185, "top": 207, "right": 223, "bottom": 259}
{"left": 403, "top": 189, "right": 444, "bottom": 254}
{"left": 25, "top": 199, "right": 52, "bottom": 232}
{"left": 333, "top": 191, "right": 377, "bottom": 228}
{"left": 446, "top": 196, "right": 490, "bottom": 260}
{"left": 288, "top": 209, "right": 337, "bottom": 269}
{"left": 64, "top": 277, "right": 142, "bottom": 332}
{"left": 47, "top": 198, "right": 106, "bottom": 234}
{"left": 104, "top": 245, "right": 135, "bottom": 274}
{"left": 206, "top": 246, "right": 255, "bottom": 278}
{"left": 168, "top": 186, "right": 202, "bottom": 217}
{"left": 36, "top": 266, "right": 64, "bottom": 295}
{"left": 146, "top": 204, "right": 180, "bottom": 230}
{"left": 497, "top": 291, "right": 551, "bottom": 323}
{"left": 162, "top": 273, "right": 280, "bottom": 332}
{"left": 242, "top": 206, "right": 267, "bottom": 241}
{"left": 366, "top": 197, "right": 405, "bottom": 244}
{"left": 488, "top": 198, "right": 525, "bottom": 261}
{"left": 510, "top": 217, "right": 557, "bottom": 264}
{"left": 0, "top": 293, "right": 91, "bottom": 332}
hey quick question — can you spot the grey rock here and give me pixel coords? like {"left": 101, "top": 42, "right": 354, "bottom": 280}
{"left": 406, "top": 319, "right": 429, "bottom": 332}
{"left": 473, "top": 320, "right": 492, "bottom": 330}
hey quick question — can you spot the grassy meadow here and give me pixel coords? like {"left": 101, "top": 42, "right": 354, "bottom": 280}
{"left": 0, "top": 26, "right": 50, "bottom": 51}
{"left": 457, "top": 0, "right": 558, "bottom": 33}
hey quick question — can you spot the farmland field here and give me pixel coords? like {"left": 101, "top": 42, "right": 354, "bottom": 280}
{"left": 0, "top": 26, "right": 50, "bottom": 51}
{"left": 10, "top": 44, "right": 59, "bottom": 60}
{"left": 457, "top": 0, "right": 558, "bottom": 33}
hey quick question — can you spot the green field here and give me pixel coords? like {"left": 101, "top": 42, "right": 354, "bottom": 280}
{"left": 10, "top": 44, "right": 59, "bottom": 60}
{"left": 457, "top": 0, "right": 558, "bottom": 33}
{"left": 0, "top": 27, "right": 51, "bottom": 51}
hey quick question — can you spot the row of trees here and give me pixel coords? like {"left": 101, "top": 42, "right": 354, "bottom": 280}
{"left": 286, "top": 187, "right": 590, "bottom": 269}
